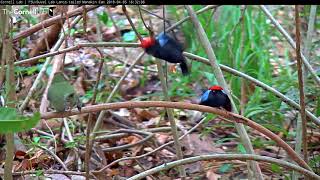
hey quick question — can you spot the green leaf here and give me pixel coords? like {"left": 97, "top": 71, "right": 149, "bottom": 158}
{"left": 316, "top": 96, "right": 320, "bottom": 117}
{"left": 0, "top": 107, "right": 40, "bottom": 133}
{"left": 252, "top": 138, "right": 264, "bottom": 148}
{"left": 35, "top": 169, "right": 44, "bottom": 177}
{"left": 270, "top": 163, "right": 281, "bottom": 173}
{"left": 263, "top": 124, "right": 287, "bottom": 135}
{"left": 237, "top": 143, "right": 247, "bottom": 153}
{"left": 245, "top": 107, "right": 265, "bottom": 118}
{"left": 33, "top": 136, "right": 41, "bottom": 143}
{"left": 122, "top": 31, "right": 136, "bottom": 42}
{"left": 203, "top": 72, "right": 217, "bottom": 85}
{"left": 218, "top": 163, "right": 232, "bottom": 173}
{"left": 65, "top": 141, "right": 76, "bottom": 148}
{"left": 97, "top": 11, "right": 109, "bottom": 25}
{"left": 309, "top": 154, "right": 320, "bottom": 168}
{"left": 69, "top": 28, "right": 76, "bottom": 36}
{"left": 46, "top": 65, "right": 53, "bottom": 76}
{"left": 216, "top": 137, "right": 236, "bottom": 144}
{"left": 204, "top": 113, "right": 216, "bottom": 122}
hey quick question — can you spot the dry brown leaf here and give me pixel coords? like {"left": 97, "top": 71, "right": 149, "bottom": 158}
{"left": 73, "top": 71, "right": 86, "bottom": 96}
{"left": 104, "top": 151, "right": 123, "bottom": 163}
{"left": 37, "top": 118, "right": 62, "bottom": 131}
{"left": 120, "top": 135, "right": 140, "bottom": 145}
{"left": 181, "top": 133, "right": 225, "bottom": 155}
{"left": 113, "top": 6, "right": 135, "bottom": 16}
{"left": 206, "top": 169, "right": 222, "bottom": 180}
{"left": 102, "top": 26, "right": 117, "bottom": 41}
{"left": 121, "top": 165, "right": 136, "bottom": 177}
{"left": 155, "top": 133, "right": 170, "bottom": 144}
{"left": 160, "top": 149, "right": 175, "bottom": 157}
{"left": 46, "top": 174, "right": 69, "bottom": 180}
{"left": 133, "top": 108, "right": 158, "bottom": 121}
{"left": 107, "top": 168, "right": 120, "bottom": 176}
{"left": 14, "top": 150, "right": 52, "bottom": 171}
{"left": 64, "top": 150, "right": 76, "bottom": 168}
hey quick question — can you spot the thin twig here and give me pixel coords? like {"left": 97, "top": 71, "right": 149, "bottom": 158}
{"left": 40, "top": 21, "right": 51, "bottom": 53}
{"left": 165, "top": 5, "right": 218, "bottom": 33}
{"left": 40, "top": 100, "right": 312, "bottom": 171}
{"left": 36, "top": 145, "right": 69, "bottom": 171}
{"left": 304, "top": 5, "right": 317, "bottom": 70}
{"left": 88, "top": 52, "right": 145, "bottom": 176}
{"left": 13, "top": 5, "right": 98, "bottom": 42}
{"left": 0, "top": 170, "right": 87, "bottom": 177}
{"left": 260, "top": 5, "right": 320, "bottom": 86}
{"left": 42, "top": 120, "right": 58, "bottom": 154}
{"left": 95, "top": 117, "right": 206, "bottom": 174}
{"left": 293, "top": 5, "right": 317, "bottom": 180}
{"left": 294, "top": 5, "right": 308, "bottom": 163}
{"left": 106, "top": 7, "right": 128, "bottom": 57}
{"left": 39, "top": 12, "right": 68, "bottom": 114}
{"left": 140, "top": 7, "right": 171, "bottom": 23}
{"left": 18, "top": 16, "right": 82, "bottom": 113}
{"left": 155, "top": 60, "right": 186, "bottom": 178}
{"left": 92, "top": 52, "right": 145, "bottom": 132}
{"left": 94, "top": 127, "right": 172, "bottom": 140}
{"left": 122, "top": 5, "right": 143, "bottom": 41}
{"left": 138, "top": 5, "right": 153, "bottom": 36}
{"left": 127, "top": 154, "right": 320, "bottom": 180}
{"left": 63, "top": 118, "right": 74, "bottom": 141}
{"left": 101, "top": 129, "right": 154, "bottom": 152}
{"left": 185, "top": 5, "right": 263, "bottom": 179}
{"left": 85, "top": 10, "right": 106, "bottom": 180}
{"left": 3, "top": 6, "right": 15, "bottom": 179}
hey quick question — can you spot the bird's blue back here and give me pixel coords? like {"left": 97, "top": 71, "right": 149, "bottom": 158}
{"left": 156, "top": 32, "right": 183, "bottom": 51}
{"left": 156, "top": 32, "right": 170, "bottom": 47}
{"left": 200, "top": 90, "right": 210, "bottom": 103}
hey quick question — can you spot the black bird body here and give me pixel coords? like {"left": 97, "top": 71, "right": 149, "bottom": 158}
{"left": 199, "top": 85, "right": 232, "bottom": 112}
{"left": 141, "top": 33, "right": 189, "bottom": 75}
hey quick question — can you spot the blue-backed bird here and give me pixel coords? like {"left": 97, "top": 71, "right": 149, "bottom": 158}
{"left": 199, "top": 85, "right": 232, "bottom": 112}
{"left": 140, "top": 33, "right": 189, "bottom": 75}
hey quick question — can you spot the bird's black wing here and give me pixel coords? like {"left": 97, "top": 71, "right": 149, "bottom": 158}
{"left": 163, "top": 35, "right": 184, "bottom": 52}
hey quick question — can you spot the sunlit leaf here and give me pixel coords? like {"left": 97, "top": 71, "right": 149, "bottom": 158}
{"left": 123, "top": 31, "right": 136, "bottom": 42}
{"left": 0, "top": 107, "right": 40, "bottom": 133}
{"left": 219, "top": 163, "right": 232, "bottom": 173}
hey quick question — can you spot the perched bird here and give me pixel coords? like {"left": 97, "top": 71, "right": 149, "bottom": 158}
{"left": 199, "top": 85, "right": 232, "bottom": 112}
{"left": 48, "top": 72, "right": 82, "bottom": 112}
{"left": 140, "top": 33, "right": 189, "bottom": 75}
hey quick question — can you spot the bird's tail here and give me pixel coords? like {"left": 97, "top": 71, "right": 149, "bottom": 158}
{"left": 180, "top": 59, "right": 189, "bottom": 76}
{"left": 225, "top": 101, "right": 232, "bottom": 112}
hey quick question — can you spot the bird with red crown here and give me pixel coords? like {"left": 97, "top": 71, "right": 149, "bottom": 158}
{"left": 199, "top": 85, "right": 232, "bottom": 112}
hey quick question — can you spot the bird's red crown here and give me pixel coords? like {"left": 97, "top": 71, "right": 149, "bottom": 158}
{"left": 209, "top": 85, "right": 223, "bottom": 91}
{"left": 140, "top": 37, "right": 156, "bottom": 48}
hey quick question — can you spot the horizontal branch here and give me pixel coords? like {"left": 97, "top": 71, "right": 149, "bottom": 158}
{"left": 40, "top": 101, "right": 311, "bottom": 171}
{"left": 127, "top": 154, "right": 320, "bottom": 180}
{"left": 0, "top": 170, "right": 86, "bottom": 177}
{"left": 13, "top": 5, "right": 99, "bottom": 42}
{"left": 14, "top": 42, "right": 140, "bottom": 66}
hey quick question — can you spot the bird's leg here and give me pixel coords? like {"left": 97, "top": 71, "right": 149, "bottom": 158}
{"left": 76, "top": 99, "right": 82, "bottom": 112}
